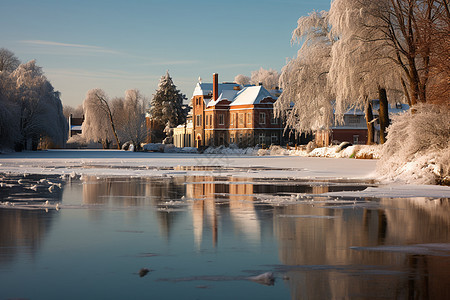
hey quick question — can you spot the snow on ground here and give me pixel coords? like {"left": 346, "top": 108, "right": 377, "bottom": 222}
{"left": 0, "top": 149, "right": 377, "bottom": 179}
{"left": 0, "top": 149, "right": 449, "bottom": 199}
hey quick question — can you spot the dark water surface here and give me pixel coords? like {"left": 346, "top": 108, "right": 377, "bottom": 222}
{"left": 0, "top": 174, "right": 449, "bottom": 300}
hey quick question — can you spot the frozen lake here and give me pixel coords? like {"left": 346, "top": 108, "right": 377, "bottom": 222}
{"left": 1, "top": 171, "right": 450, "bottom": 299}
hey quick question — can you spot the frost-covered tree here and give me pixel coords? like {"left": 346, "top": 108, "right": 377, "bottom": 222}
{"left": 0, "top": 73, "right": 20, "bottom": 149}
{"left": 114, "top": 89, "right": 148, "bottom": 150}
{"left": 149, "top": 71, "right": 187, "bottom": 143}
{"left": 63, "top": 104, "right": 83, "bottom": 119}
{"left": 250, "top": 68, "right": 280, "bottom": 89}
{"left": 234, "top": 74, "right": 251, "bottom": 86}
{"left": 0, "top": 48, "right": 20, "bottom": 73}
{"left": 275, "top": 11, "right": 335, "bottom": 135}
{"left": 82, "top": 89, "right": 121, "bottom": 149}
{"left": 9, "top": 60, "right": 67, "bottom": 150}
{"left": 328, "top": 0, "right": 404, "bottom": 143}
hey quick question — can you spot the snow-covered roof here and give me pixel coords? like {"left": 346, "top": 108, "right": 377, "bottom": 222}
{"left": 192, "top": 82, "right": 240, "bottom": 97}
{"left": 207, "top": 90, "right": 239, "bottom": 107}
{"left": 371, "top": 101, "right": 410, "bottom": 114}
{"left": 335, "top": 101, "right": 410, "bottom": 116}
{"left": 229, "top": 86, "right": 275, "bottom": 106}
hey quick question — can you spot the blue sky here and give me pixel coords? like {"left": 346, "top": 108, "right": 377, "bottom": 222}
{"left": 1, "top": 0, "right": 331, "bottom": 107}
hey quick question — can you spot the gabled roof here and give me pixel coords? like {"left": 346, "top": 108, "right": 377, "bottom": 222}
{"left": 192, "top": 82, "right": 240, "bottom": 97}
{"left": 229, "top": 86, "right": 275, "bottom": 106}
{"left": 207, "top": 89, "right": 239, "bottom": 107}
{"left": 193, "top": 82, "right": 241, "bottom": 106}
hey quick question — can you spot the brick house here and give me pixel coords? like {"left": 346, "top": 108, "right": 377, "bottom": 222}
{"left": 191, "top": 73, "right": 283, "bottom": 148}
{"left": 316, "top": 101, "right": 409, "bottom": 146}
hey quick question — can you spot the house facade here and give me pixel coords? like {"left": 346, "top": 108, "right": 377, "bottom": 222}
{"left": 316, "top": 101, "right": 409, "bottom": 146}
{"left": 192, "top": 74, "right": 283, "bottom": 148}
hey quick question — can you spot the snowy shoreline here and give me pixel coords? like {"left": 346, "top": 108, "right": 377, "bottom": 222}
{"left": 1, "top": 149, "right": 449, "bottom": 200}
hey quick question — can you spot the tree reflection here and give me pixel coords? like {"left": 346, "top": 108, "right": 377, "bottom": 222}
{"left": 0, "top": 174, "right": 63, "bottom": 266}
{"left": 274, "top": 197, "right": 450, "bottom": 299}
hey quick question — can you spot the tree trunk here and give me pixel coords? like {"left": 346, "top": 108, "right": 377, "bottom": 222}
{"left": 108, "top": 112, "right": 121, "bottom": 149}
{"left": 364, "top": 97, "right": 375, "bottom": 145}
{"left": 378, "top": 87, "right": 390, "bottom": 144}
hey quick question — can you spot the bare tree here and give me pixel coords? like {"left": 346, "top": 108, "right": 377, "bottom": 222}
{"left": 0, "top": 48, "right": 20, "bottom": 73}
{"left": 369, "top": 0, "right": 448, "bottom": 105}
{"left": 328, "top": 0, "right": 405, "bottom": 143}
{"left": 63, "top": 104, "right": 83, "bottom": 119}
{"left": 250, "top": 67, "right": 280, "bottom": 89}
{"left": 82, "top": 89, "right": 121, "bottom": 149}
{"left": 275, "top": 11, "right": 335, "bottom": 135}
{"left": 234, "top": 74, "right": 251, "bottom": 86}
{"left": 418, "top": 0, "right": 450, "bottom": 105}
{"left": 115, "top": 89, "right": 148, "bottom": 150}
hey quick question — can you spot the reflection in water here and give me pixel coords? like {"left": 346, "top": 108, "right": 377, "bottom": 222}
{"left": 0, "top": 209, "right": 57, "bottom": 266}
{"left": 1, "top": 174, "right": 449, "bottom": 299}
{"left": 275, "top": 197, "right": 450, "bottom": 299}
{"left": 0, "top": 174, "right": 63, "bottom": 266}
{"left": 81, "top": 176, "right": 186, "bottom": 238}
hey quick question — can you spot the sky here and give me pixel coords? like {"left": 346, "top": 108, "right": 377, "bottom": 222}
{"left": 1, "top": 0, "right": 331, "bottom": 107}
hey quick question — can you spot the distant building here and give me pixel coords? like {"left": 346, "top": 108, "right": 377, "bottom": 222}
{"left": 68, "top": 114, "right": 83, "bottom": 138}
{"left": 173, "top": 117, "right": 194, "bottom": 148}
{"left": 316, "top": 101, "right": 409, "bottom": 146}
{"left": 190, "top": 73, "right": 283, "bottom": 148}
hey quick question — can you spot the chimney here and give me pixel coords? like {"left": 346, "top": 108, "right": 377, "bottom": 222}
{"left": 213, "top": 73, "right": 219, "bottom": 100}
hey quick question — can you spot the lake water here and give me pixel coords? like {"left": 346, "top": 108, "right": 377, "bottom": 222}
{"left": 1, "top": 173, "right": 449, "bottom": 299}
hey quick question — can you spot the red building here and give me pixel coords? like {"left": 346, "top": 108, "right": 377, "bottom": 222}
{"left": 316, "top": 102, "right": 409, "bottom": 146}
{"left": 192, "top": 74, "right": 283, "bottom": 148}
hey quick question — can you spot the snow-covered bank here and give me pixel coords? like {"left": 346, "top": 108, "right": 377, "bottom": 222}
{"left": 377, "top": 104, "right": 450, "bottom": 185}
{"left": 0, "top": 150, "right": 449, "bottom": 200}
{"left": 0, "top": 149, "right": 377, "bottom": 180}
{"left": 200, "top": 143, "right": 382, "bottom": 159}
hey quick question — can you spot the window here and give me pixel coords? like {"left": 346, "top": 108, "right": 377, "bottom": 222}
{"left": 353, "top": 135, "right": 359, "bottom": 144}
{"left": 260, "top": 112, "right": 266, "bottom": 124}
{"left": 271, "top": 113, "right": 278, "bottom": 124}
{"left": 271, "top": 133, "right": 278, "bottom": 144}
{"left": 219, "top": 114, "right": 224, "bottom": 125}
{"left": 205, "top": 114, "right": 209, "bottom": 126}
{"left": 259, "top": 133, "right": 265, "bottom": 145}
{"left": 247, "top": 113, "right": 252, "bottom": 124}
{"left": 210, "top": 115, "right": 212, "bottom": 126}
{"left": 239, "top": 113, "right": 244, "bottom": 125}
{"left": 196, "top": 115, "right": 202, "bottom": 127}
{"left": 239, "top": 133, "right": 243, "bottom": 143}
{"left": 230, "top": 114, "right": 234, "bottom": 125}
{"left": 230, "top": 133, "right": 235, "bottom": 144}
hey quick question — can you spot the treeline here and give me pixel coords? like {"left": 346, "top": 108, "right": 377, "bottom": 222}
{"left": 274, "top": 0, "right": 449, "bottom": 143}
{"left": 66, "top": 71, "right": 187, "bottom": 150}
{"left": 0, "top": 49, "right": 66, "bottom": 151}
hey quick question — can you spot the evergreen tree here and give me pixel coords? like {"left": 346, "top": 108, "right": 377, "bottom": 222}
{"left": 149, "top": 71, "right": 187, "bottom": 143}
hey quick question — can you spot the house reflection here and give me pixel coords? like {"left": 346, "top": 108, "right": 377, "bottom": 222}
{"left": 274, "top": 197, "right": 450, "bottom": 299}
{"left": 186, "top": 176, "right": 260, "bottom": 249}
{"left": 81, "top": 176, "right": 186, "bottom": 238}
